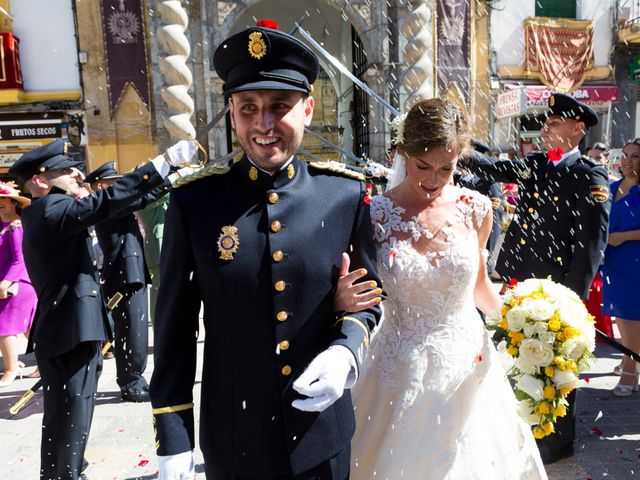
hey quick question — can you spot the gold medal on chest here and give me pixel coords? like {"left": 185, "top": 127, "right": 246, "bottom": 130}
{"left": 217, "top": 226, "right": 240, "bottom": 260}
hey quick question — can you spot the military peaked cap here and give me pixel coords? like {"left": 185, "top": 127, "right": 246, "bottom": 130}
{"left": 86, "top": 161, "right": 123, "bottom": 183}
{"left": 214, "top": 20, "right": 319, "bottom": 96}
{"left": 9, "top": 139, "right": 84, "bottom": 182}
{"left": 547, "top": 93, "right": 598, "bottom": 128}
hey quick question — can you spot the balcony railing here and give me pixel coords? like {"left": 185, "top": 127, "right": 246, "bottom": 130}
{"left": 618, "top": 0, "right": 640, "bottom": 42}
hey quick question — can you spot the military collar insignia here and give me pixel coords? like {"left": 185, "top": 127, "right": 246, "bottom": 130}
{"left": 217, "top": 225, "right": 240, "bottom": 260}
{"left": 248, "top": 31, "right": 267, "bottom": 59}
{"left": 249, "top": 166, "right": 259, "bottom": 181}
{"left": 240, "top": 156, "right": 299, "bottom": 190}
{"left": 287, "top": 163, "right": 295, "bottom": 180}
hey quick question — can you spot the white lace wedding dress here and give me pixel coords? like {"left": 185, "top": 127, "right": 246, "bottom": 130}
{"left": 351, "top": 190, "right": 547, "bottom": 480}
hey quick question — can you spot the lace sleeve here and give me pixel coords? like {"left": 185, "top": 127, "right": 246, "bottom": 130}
{"left": 471, "top": 194, "right": 491, "bottom": 230}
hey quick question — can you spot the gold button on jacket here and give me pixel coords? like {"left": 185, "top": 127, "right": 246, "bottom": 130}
{"left": 268, "top": 192, "right": 279, "bottom": 204}
{"left": 272, "top": 250, "right": 284, "bottom": 262}
{"left": 276, "top": 311, "right": 288, "bottom": 322}
{"left": 279, "top": 340, "right": 290, "bottom": 350}
{"left": 271, "top": 220, "right": 281, "bottom": 232}
{"left": 274, "top": 280, "right": 286, "bottom": 292}
{"left": 281, "top": 365, "right": 292, "bottom": 376}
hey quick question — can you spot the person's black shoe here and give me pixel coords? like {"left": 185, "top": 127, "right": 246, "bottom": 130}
{"left": 539, "top": 444, "right": 574, "bottom": 464}
{"left": 81, "top": 458, "right": 89, "bottom": 472}
{"left": 121, "top": 389, "right": 150, "bottom": 402}
{"left": 80, "top": 474, "right": 89, "bottom": 480}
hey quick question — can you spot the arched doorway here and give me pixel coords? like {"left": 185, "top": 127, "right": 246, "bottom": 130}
{"left": 208, "top": 0, "right": 377, "bottom": 164}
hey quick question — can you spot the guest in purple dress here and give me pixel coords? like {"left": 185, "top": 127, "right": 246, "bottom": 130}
{"left": 0, "top": 181, "right": 37, "bottom": 387}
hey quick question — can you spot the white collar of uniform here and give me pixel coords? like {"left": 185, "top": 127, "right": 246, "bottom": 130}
{"left": 247, "top": 156, "right": 295, "bottom": 176}
{"left": 550, "top": 146, "right": 580, "bottom": 166}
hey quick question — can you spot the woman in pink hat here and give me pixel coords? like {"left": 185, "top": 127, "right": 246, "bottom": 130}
{"left": 0, "top": 181, "right": 37, "bottom": 386}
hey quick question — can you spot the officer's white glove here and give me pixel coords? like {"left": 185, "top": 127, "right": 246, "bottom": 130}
{"left": 165, "top": 140, "right": 199, "bottom": 166}
{"left": 158, "top": 451, "right": 195, "bottom": 480}
{"left": 291, "top": 346, "right": 354, "bottom": 412}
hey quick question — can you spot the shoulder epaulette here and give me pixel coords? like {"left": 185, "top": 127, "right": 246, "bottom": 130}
{"left": 173, "top": 164, "right": 230, "bottom": 188}
{"left": 308, "top": 161, "right": 365, "bottom": 181}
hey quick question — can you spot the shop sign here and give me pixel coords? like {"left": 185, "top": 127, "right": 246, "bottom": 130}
{"left": 0, "top": 119, "right": 62, "bottom": 141}
{"left": 506, "top": 85, "right": 619, "bottom": 109}
{"left": 496, "top": 88, "right": 526, "bottom": 119}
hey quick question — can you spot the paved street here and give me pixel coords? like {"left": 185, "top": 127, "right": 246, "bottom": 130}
{"left": 1, "top": 323, "right": 640, "bottom": 479}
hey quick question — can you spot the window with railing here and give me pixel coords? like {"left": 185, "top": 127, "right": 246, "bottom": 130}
{"left": 535, "top": 0, "right": 576, "bottom": 18}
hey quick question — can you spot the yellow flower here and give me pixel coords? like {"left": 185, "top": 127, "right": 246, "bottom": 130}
{"left": 500, "top": 318, "right": 509, "bottom": 329}
{"left": 556, "top": 332, "right": 565, "bottom": 341}
{"left": 507, "top": 345, "right": 519, "bottom": 356}
{"left": 560, "top": 387, "right": 573, "bottom": 396}
{"left": 536, "top": 402, "right": 550, "bottom": 414}
{"left": 509, "top": 298, "right": 520, "bottom": 307}
{"left": 548, "top": 319, "right": 561, "bottom": 331}
{"left": 553, "top": 356, "right": 566, "bottom": 367}
{"left": 501, "top": 305, "right": 510, "bottom": 317}
{"left": 544, "top": 385, "right": 556, "bottom": 400}
{"left": 566, "top": 360, "right": 578, "bottom": 372}
{"left": 544, "top": 366, "right": 555, "bottom": 377}
{"left": 533, "top": 427, "right": 546, "bottom": 439}
{"left": 542, "top": 422, "right": 555, "bottom": 435}
{"left": 552, "top": 404, "right": 567, "bottom": 417}
{"left": 563, "top": 327, "right": 580, "bottom": 340}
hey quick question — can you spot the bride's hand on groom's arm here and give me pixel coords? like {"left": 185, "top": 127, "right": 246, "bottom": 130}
{"left": 333, "top": 253, "right": 383, "bottom": 312}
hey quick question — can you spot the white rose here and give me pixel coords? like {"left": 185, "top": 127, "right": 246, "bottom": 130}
{"left": 561, "top": 339, "right": 587, "bottom": 361}
{"left": 522, "top": 299, "right": 556, "bottom": 321}
{"left": 507, "top": 307, "right": 528, "bottom": 331}
{"left": 519, "top": 339, "right": 555, "bottom": 367}
{"left": 538, "top": 332, "right": 557, "bottom": 344}
{"left": 516, "top": 374, "right": 545, "bottom": 401}
{"left": 534, "top": 321, "right": 549, "bottom": 334}
{"left": 512, "top": 279, "right": 540, "bottom": 297}
{"left": 557, "top": 299, "right": 589, "bottom": 329}
{"left": 517, "top": 399, "right": 540, "bottom": 425}
{"left": 552, "top": 369, "right": 580, "bottom": 390}
{"left": 523, "top": 323, "right": 536, "bottom": 338}
{"left": 515, "top": 356, "right": 537, "bottom": 375}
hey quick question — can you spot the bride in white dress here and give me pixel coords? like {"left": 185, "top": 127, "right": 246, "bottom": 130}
{"left": 344, "top": 99, "right": 547, "bottom": 479}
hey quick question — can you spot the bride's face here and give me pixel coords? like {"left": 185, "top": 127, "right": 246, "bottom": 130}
{"left": 405, "top": 145, "right": 458, "bottom": 201}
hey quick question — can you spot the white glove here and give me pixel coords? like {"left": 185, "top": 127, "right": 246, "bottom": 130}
{"left": 291, "top": 346, "right": 354, "bottom": 412}
{"left": 158, "top": 451, "right": 195, "bottom": 480}
{"left": 165, "top": 140, "right": 198, "bottom": 166}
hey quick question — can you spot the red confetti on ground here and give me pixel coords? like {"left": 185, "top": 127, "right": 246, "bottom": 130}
{"left": 591, "top": 427, "right": 604, "bottom": 436}
{"left": 138, "top": 459, "right": 149, "bottom": 467}
{"left": 583, "top": 377, "right": 590, "bottom": 383}
{"left": 118, "top": 428, "right": 125, "bottom": 432}
{"left": 475, "top": 354, "right": 483, "bottom": 362}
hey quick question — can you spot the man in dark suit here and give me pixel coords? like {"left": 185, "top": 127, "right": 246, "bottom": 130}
{"left": 86, "top": 162, "right": 170, "bottom": 402}
{"left": 463, "top": 93, "right": 611, "bottom": 463}
{"left": 150, "top": 22, "right": 382, "bottom": 479}
{"left": 9, "top": 139, "right": 196, "bottom": 479}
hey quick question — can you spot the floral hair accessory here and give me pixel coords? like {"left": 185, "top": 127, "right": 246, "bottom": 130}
{"left": 256, "top": 19, "right": 279, "bottom": 29}
{"left": 390, "top": 113, "right": 407, "bottom": 146}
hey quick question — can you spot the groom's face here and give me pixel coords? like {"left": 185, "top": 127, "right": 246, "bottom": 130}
{"left": 405, "top": 145, "right": 458, "bottom": 201}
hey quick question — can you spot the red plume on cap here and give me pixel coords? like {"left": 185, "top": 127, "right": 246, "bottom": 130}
{"left": 256, "top": 19, "right": 279, "bottom": 29}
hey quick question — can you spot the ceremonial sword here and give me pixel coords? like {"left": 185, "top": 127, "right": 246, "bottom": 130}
{"left": 9, "top": 292, "right": 124, "bottom": 416}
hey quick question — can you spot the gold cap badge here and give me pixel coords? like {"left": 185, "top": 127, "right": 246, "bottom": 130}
{"left": 549, "top": 96, "right": 555, "bottom": 107}
{"left": 217, "top": 226, "right": 240, "bottom": 260}
{"left": 248, "top": 31, "right": 267, "bottom": 59}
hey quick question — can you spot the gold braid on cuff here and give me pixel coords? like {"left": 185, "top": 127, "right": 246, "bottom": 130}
{"left": 152, "top": 402, "right": 194, "bottom": 415}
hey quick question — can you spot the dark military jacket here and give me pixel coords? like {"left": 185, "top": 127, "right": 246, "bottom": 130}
{"left": 21, "top": 163, "right": 165, "bottom": 358}
{"left": 150, "top": 156, "right": 382, "bottom": 476}
{"left": 95, "top": 183, "right": 170, "bottom": 295}
{"left": 466, "top": 150, "right": 610, "bottom": 298}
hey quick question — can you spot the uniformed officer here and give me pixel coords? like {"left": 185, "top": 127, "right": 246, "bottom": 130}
{"left": 455, "top": 139, "right": 504, "bottom": 274}
{"left": 9, "top": 139, "right": 197, "bottom": 479}
{"left": 463, "top": 93, "right": 611, "bottom": 464}
{"left": 86, "top": 162, "right": 170, "bottom": 402}
{"left": 150, "top": 21, "right": 382, "bottom": 480}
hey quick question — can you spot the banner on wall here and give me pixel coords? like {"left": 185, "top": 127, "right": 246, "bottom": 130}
{"left": 524, "top": 17, "right": 594, "bottom": 93}
{"left": 436, "top": 0, "right": 470, "bottom": 104}
{"left": 100, "top": 0, "right": 150, "bottom": 117}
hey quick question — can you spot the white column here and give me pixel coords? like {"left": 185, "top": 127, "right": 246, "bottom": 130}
{"left": 401, "top": 1, "right": 435, "bottom": 110}
{"left": 157, "top": 0, "right": 196, "bottom": 140}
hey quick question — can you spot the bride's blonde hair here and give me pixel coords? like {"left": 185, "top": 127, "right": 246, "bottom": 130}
{"left": 396, "top": 98, "right": 468, "bottom": 157}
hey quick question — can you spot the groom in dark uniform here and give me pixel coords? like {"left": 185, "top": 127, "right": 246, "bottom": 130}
{"left": 463, "top": 93, "right": 611, "bottom": 463}
{"left": 9, "top": 139, "right": 196, "bottom": 479}
{"left": 150, "top": 21, "right": 382, "bottom": 479}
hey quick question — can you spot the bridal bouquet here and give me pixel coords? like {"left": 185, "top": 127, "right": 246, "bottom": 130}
{"left": 489, "top": 278, "right": 596, "bottom": 439}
